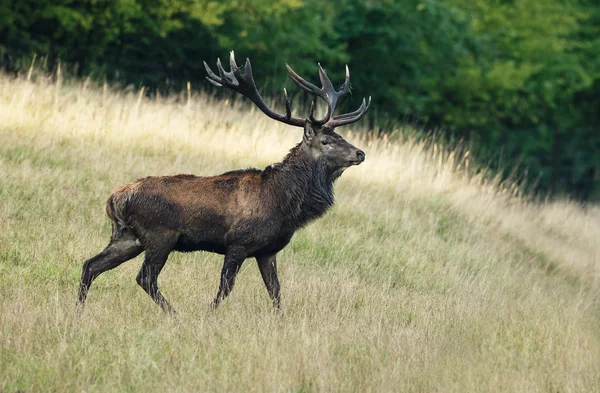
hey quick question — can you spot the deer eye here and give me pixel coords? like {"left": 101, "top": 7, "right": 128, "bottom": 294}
{"left": 321, "top": 140, "right": 329, "bottom": 146}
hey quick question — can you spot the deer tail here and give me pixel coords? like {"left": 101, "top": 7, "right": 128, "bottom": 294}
{"left": 106, "top": 183, "right": 139, "bottom": 239}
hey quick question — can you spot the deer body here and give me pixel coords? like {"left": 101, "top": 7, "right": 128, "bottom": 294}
{"left": 78, "top": 52, "right": 369, "bottom": 313}
{"left": 109, "top": 144, "right": 336, "bottom": 258}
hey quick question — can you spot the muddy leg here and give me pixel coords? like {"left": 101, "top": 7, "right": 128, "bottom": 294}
{"left": 256, "top": 254, "right": 281, "bottom": 309}
{"left": 209, "top": 246, "right": 246, "bottom": 310}
{"left": 78, "top": 233, "right": 143, "bottom": 306}
{"left": 136, "top": 245, "right": 176, "bottom": 314}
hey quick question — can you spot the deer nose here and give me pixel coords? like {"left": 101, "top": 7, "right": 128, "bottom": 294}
{"left": 356, "top": 150, "right": 366, "bottom": 162}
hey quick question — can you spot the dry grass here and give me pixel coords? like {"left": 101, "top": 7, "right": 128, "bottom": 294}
{"left": 1, "top": 72, "right": 599, "bottom": 393}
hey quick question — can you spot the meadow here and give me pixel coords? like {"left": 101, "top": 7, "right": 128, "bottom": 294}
{"left": 1, "top": 72, "right": 599, "bottom": 392}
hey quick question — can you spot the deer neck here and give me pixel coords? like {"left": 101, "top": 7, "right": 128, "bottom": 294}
{"left": 267, "top": 144, "right": 336, "bottom": 229}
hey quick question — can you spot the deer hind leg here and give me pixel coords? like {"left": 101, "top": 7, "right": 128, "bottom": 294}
{"left": 209, "top": 246, "right": 246, "bottom": 310}
{"left": 256, "top": 254, "right": 281, "bottom": 309}
{"left": 136, "top": 240, "right": 177, "bottom": 314}
{"left": 78, "top": 230, "right": 143, "bottom": 306}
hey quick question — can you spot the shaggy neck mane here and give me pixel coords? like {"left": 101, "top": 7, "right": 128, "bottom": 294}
{"left": 264, "top": 143, "right": 337, "bottom": 230}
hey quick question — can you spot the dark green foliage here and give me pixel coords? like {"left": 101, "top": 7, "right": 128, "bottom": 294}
{"left": 1, "top": 0, "right": 598, "bottom": 199}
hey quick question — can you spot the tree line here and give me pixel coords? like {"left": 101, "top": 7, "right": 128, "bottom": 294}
{"left": 1, "top": 0, "right": 598, "bottom": 200}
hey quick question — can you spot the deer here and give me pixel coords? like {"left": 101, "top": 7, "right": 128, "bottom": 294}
{"left": 77, "top": 51, "right": 370, "bottom": 313}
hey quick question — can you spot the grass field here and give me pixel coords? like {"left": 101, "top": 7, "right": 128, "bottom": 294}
{"left": 1, "top": 72, "right": 599, "bottom": 393}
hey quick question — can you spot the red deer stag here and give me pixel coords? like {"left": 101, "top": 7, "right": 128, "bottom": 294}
{"left": 78, "top": 51, "right": 370, "bottom": 313}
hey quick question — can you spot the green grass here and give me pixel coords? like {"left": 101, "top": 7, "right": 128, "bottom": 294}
{"left": 1, "top": 73, "right": 599, "bottom": 392}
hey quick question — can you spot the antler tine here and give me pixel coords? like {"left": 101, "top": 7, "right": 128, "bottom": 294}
{"left": 286, "top": 63, "right": 354, "bottom": 125}
{"left": 283, "top": 88, "right": 293, "bottom": 120}
{"left": 216, "top": 58, "right": 237, "bottom": 86}
{"left": 286, "top": 64, "right": 320, "bottom": 94}
{"left": 205, "top": 51, "right": 305, "bottom": 127}
{"left": 315, "top": 64, "right": 339, "bottom": 124}
{"left": 331, "top": 94, "right": 367, "bottom": 121}
{"left": 204, "top": 61, "right": 223, "bottom": 87}
{"left": 325, "top": 96, "right": 371, "bottom": 128}
{"left": 308, "top": 98, "right": 317, "bottom": 121}
{"left": 229, "top": 51, "right": 243, "bottom": 80}
{"left": 317, "top": 63, "right": 335, "bottom": 93}
{"left": 339, "top": 65, "right": 351, "bottom": 95}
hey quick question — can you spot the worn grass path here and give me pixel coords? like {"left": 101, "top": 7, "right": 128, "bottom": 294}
{"left": 1, "top": 74, "right": 599, "bottom": 392}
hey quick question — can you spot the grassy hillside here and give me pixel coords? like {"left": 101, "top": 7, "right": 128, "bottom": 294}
{"left": 1, "top": 72, "right": 599, "bottom": 393}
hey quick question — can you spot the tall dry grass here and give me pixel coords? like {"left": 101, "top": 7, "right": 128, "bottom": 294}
{"left": 1, "top": 72, "right": 599, "bottom": 392}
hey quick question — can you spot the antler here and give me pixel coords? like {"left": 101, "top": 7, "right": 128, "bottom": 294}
{"left": 325, "top": 96, "right": 371, "bottom": 128}
{"left": 204, "top": 51, "right": 305, "bottom": 127}
{"left": 286, "top": 63, "right": 370, "bottom": 128}
{"left": 205, "top": 51, "right": 370, "bottom": 129}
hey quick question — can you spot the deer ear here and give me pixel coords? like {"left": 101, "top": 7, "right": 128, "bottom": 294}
{"left": 304, "top": 120, "right": 317, "bottom": 142}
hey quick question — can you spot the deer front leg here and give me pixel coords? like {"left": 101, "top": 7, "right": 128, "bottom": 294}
{"left": 210, "top": 245, "right": 246, "bottom": 310}
{"left": 256, "top": 254, "right": 281, "bottom": 309}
